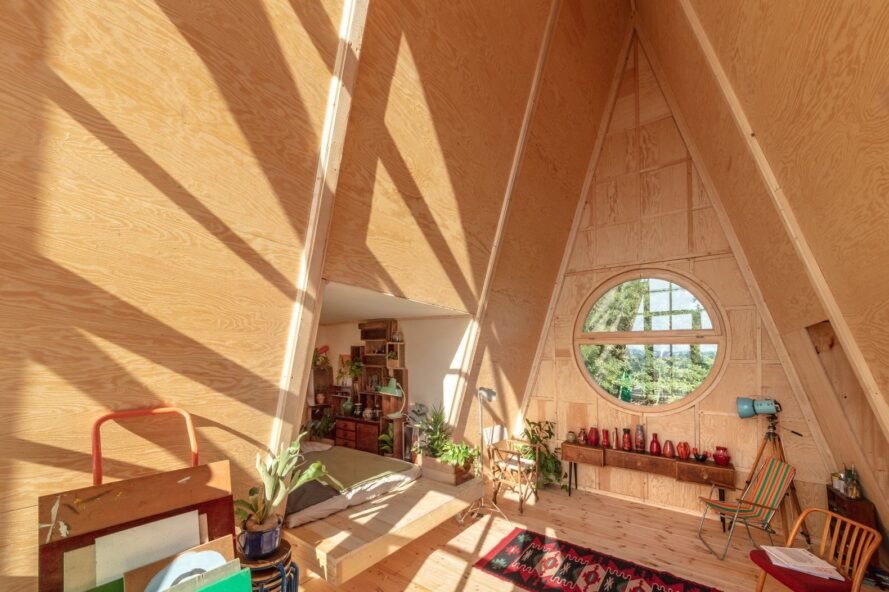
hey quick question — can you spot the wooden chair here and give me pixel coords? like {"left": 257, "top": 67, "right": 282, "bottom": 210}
{"left": 751, "top": 507, "right": 882, "bottom": 592}
{"left": 489, "top": 438, "right": 539, "bottom": 513}
{"left": 698, "top": 457, "right": 796, "bottom": 559}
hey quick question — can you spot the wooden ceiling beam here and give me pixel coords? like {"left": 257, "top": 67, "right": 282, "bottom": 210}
{"left": 675, "top": 0, "right": 889, "bottom": 445}
{"left": 633, "top": 8, "right": 836, "bottom": 473}
{"left": 272, "top": 0, "right": 370, "bottom": 451}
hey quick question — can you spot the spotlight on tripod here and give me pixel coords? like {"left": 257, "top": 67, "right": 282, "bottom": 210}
{"left": 736, "top": 397, "right": 781, "bottom": 418}
{"left": 735, "top": 396, "right": 810, "bottom": 543}
{"left": 456, "top": 387, "right": 511, "bottom": 526}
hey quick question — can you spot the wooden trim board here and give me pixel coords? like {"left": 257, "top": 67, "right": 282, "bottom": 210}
{"left": 517, "top": 19, "right": 636, "bottom": 432}
{"left": 632, "top": 15, "right": 836, "bottom": 473}
{"left": 282, "top": 476, "right": 483, "bottom": 585}
{"left": 271, "top": 0, "right": 370, "bottom": 451}
{"left": 676, "top": 0, "right": 889, "bottom": 445}
{"left": 448, "top": 0, "right": 560, "bottom": 428}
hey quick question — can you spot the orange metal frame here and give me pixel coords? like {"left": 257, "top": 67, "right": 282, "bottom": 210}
{"left": 91, "top": 407, "right": 199, "bottom": 485}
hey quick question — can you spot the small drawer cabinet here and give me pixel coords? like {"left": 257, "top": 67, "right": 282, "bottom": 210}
{"left": 826, "top": 485, "right": 880, "bottom": 568}
{"left": 334, "top": 417, "right": 380, "bottom": 454}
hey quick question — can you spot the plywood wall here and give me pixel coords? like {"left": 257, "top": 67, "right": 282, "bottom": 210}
{"left": 323, "top": 0, "right": 553, "bottom": 314}
{"left": 690, "top": 0, "right": 889, "bottom": 432}
{"left": 463, "top": 0, "right": 633, "bottom": 440}
{"left": 0, "top": 0, "right": 341, "bottom": 584}
{"left": 809, "top": 322, "right": 889, "bottom": 495}
{"left": 525, "top": 38, "right": 831, "bottom": 517}
{"left": 635, "top": 0, "right": 889, "bottom": 537}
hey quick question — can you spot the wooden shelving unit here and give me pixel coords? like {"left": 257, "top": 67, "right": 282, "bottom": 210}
{"left": 332, "top": 319, "right": 409, "bottom": 458}
{"left": 561, "top": 442, "right": 735, "bottom": 495}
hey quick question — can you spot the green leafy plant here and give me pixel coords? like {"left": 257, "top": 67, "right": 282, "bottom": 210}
{"left": 308, "top": 409, "right": 335, "bottom": 440}
{"left": 440, "top": 440, "right": 479, "bottom": 470}
{"left": 410, "top": 405, "right": 451, "bottom": 458}
{"left": 312, "top": 345, "right": 331, "bottom": 370}
{"left": 337, "top": 357, "right": 364, "bottom": 384}
{"left": 378, "top": 422, "right": 395, "bottom": 454}
{"left": 520, "top": 419, "right": 564, "bottom": 488}
{"left": 234, "top": 432, "right": 330, "bottom": 527}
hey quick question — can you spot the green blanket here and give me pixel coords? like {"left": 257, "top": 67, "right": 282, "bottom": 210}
{"left": 303, "top": 446, "right": 412, "bottom": 492}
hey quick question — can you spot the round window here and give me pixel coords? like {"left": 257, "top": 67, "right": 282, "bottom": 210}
{"left": 574, "top": 271, "right": 724, "bottom": 409}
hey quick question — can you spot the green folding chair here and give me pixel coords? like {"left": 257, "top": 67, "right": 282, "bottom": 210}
{"left": 697, "top": 457, "right": 796, "bottom": 560}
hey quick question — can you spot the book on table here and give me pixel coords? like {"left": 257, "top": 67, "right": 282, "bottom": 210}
{"left": 761, "top": 546, "right": 844, "bottom": 581}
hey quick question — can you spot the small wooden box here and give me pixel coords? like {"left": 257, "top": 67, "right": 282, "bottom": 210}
{"left": 417, "top": 455, "right": 473, "bottom": 485}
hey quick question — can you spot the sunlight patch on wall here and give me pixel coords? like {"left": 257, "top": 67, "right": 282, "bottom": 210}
{"left": 444, "top": 319, "right": 476, "bottom": 426}
{"left": 382, "top": 34, "right": 477, "bottom": 298}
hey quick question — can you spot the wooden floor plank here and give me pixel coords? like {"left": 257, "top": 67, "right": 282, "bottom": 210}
{"left": 297, "top": 486, "right": 833, "bottom": 591}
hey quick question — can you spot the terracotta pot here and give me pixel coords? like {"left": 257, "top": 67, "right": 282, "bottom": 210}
{"left": 649, "top": 433, "right": 661, "bottom": 456}
{"left": 662, "top": 439, "right": 675, "bottom": 459}
{"left": 676, "top": 441, "right": 691, "bottom": 460}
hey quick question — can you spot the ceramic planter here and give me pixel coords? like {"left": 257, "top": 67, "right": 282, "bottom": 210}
{"left": 238, "top": 515, "right": 282, "bottom": 560}
{"left": 417, "top": 455, "right": 473, "bottom": 485}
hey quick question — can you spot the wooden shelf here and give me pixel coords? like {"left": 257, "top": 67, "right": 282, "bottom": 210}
{"left": 561, "top": 442, "right": 735, "bottom": 489}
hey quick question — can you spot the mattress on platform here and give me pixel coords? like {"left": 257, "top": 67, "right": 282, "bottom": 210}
{"left": 284, "top": 443, "right": 421, "bottom": 527}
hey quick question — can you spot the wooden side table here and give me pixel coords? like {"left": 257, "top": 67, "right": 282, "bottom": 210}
{"left": 826, "top": 485, "right": 880, "bottom": 568}
{"left": 238, "top": 540, "right": 299, "bottom": 592}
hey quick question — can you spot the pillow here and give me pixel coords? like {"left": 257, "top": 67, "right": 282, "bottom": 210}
{"left": 301, "top": 441, "right": 333, "bottom": 453}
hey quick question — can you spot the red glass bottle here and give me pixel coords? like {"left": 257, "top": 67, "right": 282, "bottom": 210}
{"left": 662, "top": 439, "right": 675, "bottom": 459}
{"left": 578, "top": 428, "right": 588, "bottom": 445}
{"left": 649, "top": 433, "right": 661, "bottom": 456}
{"left": 621, "top": 428, "right": 632, "bottom": 451}
{"left": 588, "top": 427, "right": 599, "bottom": 447}
{"left": 600, "top": 428, "right": 609, "bottom": 448}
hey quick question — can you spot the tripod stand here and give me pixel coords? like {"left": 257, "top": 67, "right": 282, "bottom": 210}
{"left": 746, "top": 414, "right": 811, "bottom": 545}
{"left": 456, "top": 388, "right": 511, "bottom": 526}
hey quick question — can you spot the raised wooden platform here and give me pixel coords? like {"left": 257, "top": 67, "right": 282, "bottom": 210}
{"left": 282, "top": 476, "right": 483, "bottom": 586}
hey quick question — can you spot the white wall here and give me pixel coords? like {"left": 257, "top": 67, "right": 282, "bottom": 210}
{"left": 315, "top": 317, "right": 472, "bottom": 411}
{"left": 398, "top": 317, "right": 472, "bottom": 410}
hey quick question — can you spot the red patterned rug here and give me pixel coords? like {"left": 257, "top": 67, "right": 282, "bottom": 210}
{"left": 475, "top": 528, "right": 721, "bottom": 592}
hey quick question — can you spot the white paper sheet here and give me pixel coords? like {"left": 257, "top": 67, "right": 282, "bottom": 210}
{"left": 94, "top": 510, "right": 200, "bottom": 585}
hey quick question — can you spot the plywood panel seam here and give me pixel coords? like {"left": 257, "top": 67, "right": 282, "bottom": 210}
{"left": 276, "top": 0, "right": 370, "bottom": 451}
{"left": 517, "top": 20, "right": 637, "bottom": 431}
{"left": 632, "top": 15, "right": 837, "bottom": 474}
{"left": 678, "top": 0, "right": 889, "bottom": 444}
{"left": 454, "top": 0, "right": 561, "bottom": 430}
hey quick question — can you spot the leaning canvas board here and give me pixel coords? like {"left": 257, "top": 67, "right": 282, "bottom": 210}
{"left": 94, "top": 511, "right": 200, "bottom": 585}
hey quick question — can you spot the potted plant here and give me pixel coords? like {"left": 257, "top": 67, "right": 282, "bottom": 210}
{"left": 378, "top": 422, "right": 395, "bottom": 457}
{"left": 312, "top": 345, "right": 331, "bottom": 370}
{"left": 439, "top": 440, "right": 479, "bottom": 484}
{"left": 234, "top": 432, "right": 329, "bottom": 560}
{"left": 336, "top": 357, "right": 364, "bottom": 396}
{"left": 412, "top": 405, "right": 470, "bottom": 484}
{"left": 520, "top": 419, "right": 565, "bottom": 489}
{"left": 308, "top": 409, "right": 335, "bottom": 444}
